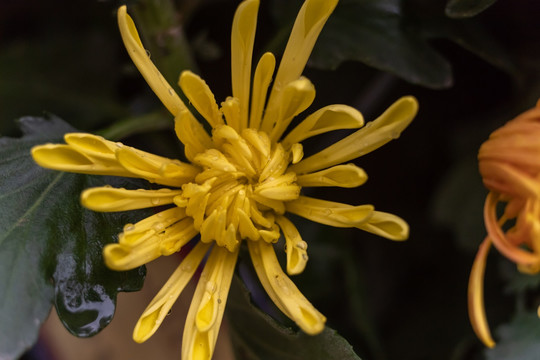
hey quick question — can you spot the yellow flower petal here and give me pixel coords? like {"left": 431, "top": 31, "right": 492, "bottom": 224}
{"left": 291, "top": 143, "right": 304, "bottom": 164}
{"left": 174, "top": 109, "right": 214, "bottom": 162}
{"left": 64, "top": 133, "right": 118, "bottom": 160}
{"left": 118, "top": 207, "right": 186, "bottom": 247}
{"left": 468, "top": 238, "right": 496, "bottom": 348}
{"left": 290, "top": 96, "right": 418, "bottom": 174}
{"left": 296, "top": 164, "right": 368, "bottom": 188}
{"left": 133, "top": 242, "right": 211, "bottom": 343}
{"left": 182, "top": 246, "right": 239, "bottom": 360}
{"left": 258, "top": 223, "right": 281, "bottom": 243}
{"left": 231, "top": 0, "right": 259, "bottom": 130}
{"left": 255, "top": 172, "right": 300, "bottom": 201}
{"left": 286, "top": 196, "right": 374, "bottom": 228}
{"left": 220, "top": 97, "right": 241, "bottom": 132}
{"left": 31, "top": 143, "right": 131, "bottom": 177}
{"left": 179, "top": 70, "right": 224, "bottom": 128}
{"left": 259, "top": 143, "right": 288, "bottom": 182}
{"left": 117, "top": 6, "right": 187, "bottom": 116}
{"left": 262, "top": 77, "right": 316, "bottom": 140}
{"left": 158, "top": 218, "right": 199, "bottom": 256}
{"left": 249, "top": 52, "right": 276, "bottom": 130}
{"left": 105, "top": 217, "right": 197, "bottom": 270}
{"left": 103, "top": 242, "right": 160, "bottom": 271}
{"left": 275, "top": 215, "right": 308, "bottom": 275}
{"left": 357, "top": 210, "right": 409, "bottom": 241}
{"left": 265, "top": 0, "right": 338, "bottom": 114}
{"left": 282, "top": 105, "right": 365, "bottom": 148}
{"left": 248, "top": 241, "right": 326, "bottom": 334}
{"left": 116, "top": 146, "right": 199, "bottom": 187}
{"left": 81, "top": 187, "right": 182, "bottom": 212}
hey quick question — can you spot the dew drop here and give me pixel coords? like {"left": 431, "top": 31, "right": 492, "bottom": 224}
{"left": 302, "top": 254, "right": 309, "bottom": 261}
{"left": 123, "top": 223, "right": 135, "bottom": 232}
{"left": 323, "top": 208, "right": 332, "bottom": 216}
{"left": 275, "top": 276, "right": 291, "bottom": 295}
{"left": 181, "top": 264, "right": 193, "bottom": 272}
{"left": 205, "top": 281, "right": 217, "bottom": 293}
{"left": 390, "top": 130, "right": 400, "bottom": 139}
{"left": 217, "top": 298, "right": 222, "bottom": 304}
{"left": 296, "top": 241, "right": 308, "bottom": 250}
{"left": 152, "top": 222, "right": 165, "bottom": 232}
{"left": 151, "top": 198, "right": 161, "bottom": 205}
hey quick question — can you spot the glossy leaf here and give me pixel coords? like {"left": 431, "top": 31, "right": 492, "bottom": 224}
{"left": 227, "top": 275, "right": 362, "bottom": 360}
{"left": 486, "top": 313, "right": 540, "bottom": 360}
{"left": 446, "top": 0, "right": 498, "bottom": 18}
{"left": 0, "top": 116, "right": 149, "bottom": 359}
{"left": 309, "top": 0, "right": 452, "bottom": 89}
{"left": 301, "top": 0, "right": 513, "bottom": 89}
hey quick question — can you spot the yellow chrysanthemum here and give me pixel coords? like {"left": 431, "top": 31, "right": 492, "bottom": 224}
{"left": 469, "top": 100, "right": 540, "bottom": 348}
{"left": 31, "top": 0, "right": 418, "bottom": 359}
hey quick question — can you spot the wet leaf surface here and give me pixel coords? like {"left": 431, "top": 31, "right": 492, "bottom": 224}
{"left": 0, "top": 116, "right": 149, "bottom": 359}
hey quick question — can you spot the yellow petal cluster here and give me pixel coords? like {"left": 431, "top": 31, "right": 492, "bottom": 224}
{"left": 31, "top": 1, "right": 418, "bottom": 359}
{"left": 469, "top": 100, "right": 540, "bottom": 348}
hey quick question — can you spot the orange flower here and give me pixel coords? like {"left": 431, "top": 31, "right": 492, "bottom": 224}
{"left": 469, "top": 100, "right": 540, "bottom": 348}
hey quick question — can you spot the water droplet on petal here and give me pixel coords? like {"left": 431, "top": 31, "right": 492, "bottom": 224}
{"left": 152, "top": 222, "right": 165, "bottom": 232}
{"left": 205, "top": 281, "right": 217, "bottom": 293}
{"left": 296, "top": 241, "right": 308, "bottom": 250}
{"left": 275, "top": 276, "right": 291, "bottom": 295}
{"left": 151, "top": 198, "right": 161, "bottom": 205}
{"left": 181, "top": 264, "right": 192, "bottom": 272}
{"left": 123, "top": 223, "right": 135, "bottom": 232}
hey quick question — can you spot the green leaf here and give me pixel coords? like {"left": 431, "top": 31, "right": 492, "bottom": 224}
{"left": 0, "top": 115, "right": 149, "bottom": 359}
{"left": 446, "top": 0, "right": 498, "bottom": 19}
{"left": 503, "top": 264, "right": 540, "bottom": 295}
{"left": 431, "top": 156, "right": 487, "bottom": 252}
{"left": 310, "top": 0, "right": 453, "bottom": 89}
{"left": 486, "top": 312, "right": 540, "bottom": 360}
{"left": 304, "top": 0, "right": 513, "bottom": 88}
{"left": 227, "top": 274, "right": 362, "bottom": 360}
{"left": 419, "top": 16, "right": 516, "bottom": 77}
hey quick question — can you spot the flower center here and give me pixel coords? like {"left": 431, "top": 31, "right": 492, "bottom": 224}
{"left": 173, "top": 125, "right": 303, "bottom": 251}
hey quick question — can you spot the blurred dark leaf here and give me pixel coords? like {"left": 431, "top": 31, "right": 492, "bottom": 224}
{"left": 503, "top": 264, "right": 540, "bottom": 295}
{"left": 446, "top": 0, "right": 498, "bottom": 18}
{"left": 0, "top": 19, "right": 127, "bottom": 136}
{"left": 227, "top": 275, "right": 362, "bottom": 360}
{"left": 309, "top": 0, "right": 453, "bottom": 89}
{"left": 287, "top": 0, "right": 513, "bottom": 89}
{"left": 486, "top": 312, "right": 540, "bottom": 360}
{"left": 0, "top": 115, "right": 149, "bottom": 359}
{"left": 419, "top": 16, "right": 516, "bottom": 77}
{"left": 431, "top": 155, "right": 486, "bottom": 252}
